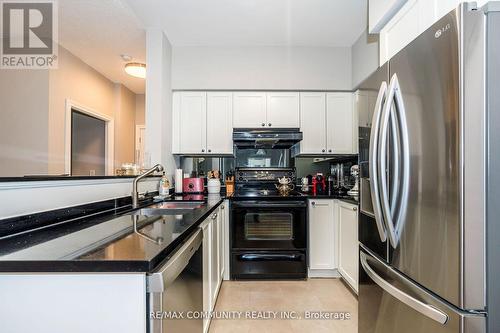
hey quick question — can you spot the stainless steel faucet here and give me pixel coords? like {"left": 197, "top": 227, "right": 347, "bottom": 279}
{"left": 132, "top": 164, "right": 164, "bottom": 208}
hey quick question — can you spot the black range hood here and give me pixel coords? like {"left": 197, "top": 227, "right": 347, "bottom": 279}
{"left": 233, "top": 128, "right": 303, "bottom": 149}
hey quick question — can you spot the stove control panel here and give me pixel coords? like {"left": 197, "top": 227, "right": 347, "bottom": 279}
{"left": 235, "top": 168, "right": 296, "bottom": 183}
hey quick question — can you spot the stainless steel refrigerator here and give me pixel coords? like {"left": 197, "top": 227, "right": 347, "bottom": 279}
{"left": 357, "top": 3, "right": 500, "bottom": 332}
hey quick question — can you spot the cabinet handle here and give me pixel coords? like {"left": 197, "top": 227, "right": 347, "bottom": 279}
{"left": 208, "top": 149, "right": 211, "bottom": 153}
{"left": 353, "top": 207, "right": 358, "bottom": 211}
{"left": 261, "top": 123, "right": 265, "bottom": 127}
{"left": 221, "top": 205, "right": 224, "bottom": 209}
{"left": 311, "top": 201, "right": 315, "bottom": 206}
{"left": 322, "top": 149, "right": 326, "bottom": 153}
{"left": 328, "top": 149, "right": 332, "bottom": 153}
{"left": 268, "top": 123, "right": 272, "bottom": 127}
{"left": 201, "top": 149, "right": 205, "bottom": 152}
{"left": 212, "top": 213, "right": 218, "bottom": 220}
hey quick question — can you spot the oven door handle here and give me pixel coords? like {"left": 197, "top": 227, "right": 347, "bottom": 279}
{"left": 231, "top": 201, "right": 307, "bottom": 208}
{"left": 238, "top": 253, "right": 303, "bottom": 261}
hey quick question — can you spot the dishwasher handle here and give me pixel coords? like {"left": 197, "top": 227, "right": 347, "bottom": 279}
{"left": 147, "top": 229, "right": 202, "bottom": 293}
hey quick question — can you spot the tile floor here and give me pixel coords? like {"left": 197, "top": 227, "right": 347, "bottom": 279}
{"left": 208, "top": 278, "right": 357, "bottom": 333}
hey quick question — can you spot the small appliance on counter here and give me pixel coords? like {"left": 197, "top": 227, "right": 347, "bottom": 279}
{"left": 300, "top": 177, "right": 309, "bottom": 192}
{"left": 207, "top": 170, "right": 221, "bottom": 194}
{"left": 183, "top": 177, "right": 204, "bottom": 193}
{"left": 175, "top": 169, "right": 183, "bottom": 194}
{"left": 347, "top": 165, "right": 359, "bottom": 198}
{"left": 312, "top": 173, "right": 326, "bottom": 195}
{"left": 225, "top": 172, "right": 235, "bottom": 195}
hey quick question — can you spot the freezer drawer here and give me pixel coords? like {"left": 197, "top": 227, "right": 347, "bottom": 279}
{"left": 359, "top": 247, "right": 485, "bottom": 333}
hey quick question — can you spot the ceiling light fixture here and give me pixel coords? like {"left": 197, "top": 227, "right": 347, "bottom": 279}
{"left": 125, "top": 62, "right": 146, "bottom": 78}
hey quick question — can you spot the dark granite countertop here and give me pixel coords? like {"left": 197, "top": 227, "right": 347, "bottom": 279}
{"left": 0, "top": 175, "right": 162, "bottom": 182}
{"left": 299, "top": 192, "right": 359, "bottom": 205}
{"left": 0, "top": 195, "right": 225, "bottom": 273}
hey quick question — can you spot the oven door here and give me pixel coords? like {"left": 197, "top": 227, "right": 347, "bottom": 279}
{"left": 231, "top": 200, "right": 307, "bottom": 250}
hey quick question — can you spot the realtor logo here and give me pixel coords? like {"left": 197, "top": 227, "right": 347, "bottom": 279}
{"left": 1, "top": 0, "right": 58, "bottom": 68}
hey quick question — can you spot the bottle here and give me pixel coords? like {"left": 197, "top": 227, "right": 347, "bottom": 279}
{"left": 159, "top": 172, "right": 170, "bottom": 196}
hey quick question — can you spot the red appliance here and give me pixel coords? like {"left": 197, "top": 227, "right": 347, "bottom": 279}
{"left": 312, "top": 174, "right": 326, "bottom": 195}
{"left": 183, "top": 177, "right": 204, "bottom": 193}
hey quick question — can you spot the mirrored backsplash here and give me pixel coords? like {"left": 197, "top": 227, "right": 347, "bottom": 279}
{"left": 180, "top": 153, "right": 357, "bottom": 185}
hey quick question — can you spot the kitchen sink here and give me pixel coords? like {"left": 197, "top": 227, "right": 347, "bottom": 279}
{"left": 128, "top": 201, "right": 205, "bottom": 216}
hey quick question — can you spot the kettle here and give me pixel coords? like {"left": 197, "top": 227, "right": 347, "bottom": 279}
{"left": 275, "top": 177, "right": 295, "bottom": 196}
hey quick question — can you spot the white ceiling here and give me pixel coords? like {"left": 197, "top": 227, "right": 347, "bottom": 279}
{"left": 58, "top": 0, "right": 146, "bottom": 94}
{"left": 126, "top": 0, "right": 367, "bottom": 47}
{"left": 57, "top": 0, "right": 368, "bottom": 94}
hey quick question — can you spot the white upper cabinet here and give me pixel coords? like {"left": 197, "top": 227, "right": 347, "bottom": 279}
{"left": 378, "top": 0, "right": 489, "bottom": 64}
{"left": 207, "top": 92, "right": 233, "bottom": 154}
{"left": 233, "top": 92, "right": 299, "bottom": 128}
{"left": 299, "top": 92, "right": 327, "bottom": 154}
{"left": 326, "top": 92, "right": 356, "bottom": 154}
{"left": 337, "top": 201, "right": 359, "bottom": 293}
{"left": 355, "top": 90, "right": 378, "bottom": 128}
{"left": 368, "top": 0, "right": 409, "bottom": 33}
{"left": 178, "top": 91, "right": 207, "bottom": 154}
{"left": 172, "top": 91, "right": 233, "bottom": 155}
{"left": 233, "top": 92, "right": 267, "bottom": 128}
{"left": 266, "top": 92, "right": 300, "bottom": 128}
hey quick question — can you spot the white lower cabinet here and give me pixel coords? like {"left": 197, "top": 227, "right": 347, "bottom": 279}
{"left": 200, "top": 218, "right": 211, "bottom": 333}
{"left": 210, "top": 209, "right": 221, "bottom": 309}
{"left": 337, "top": 201, "right": 359, "bottom": 293}
{"left": 222, "top": 200, "right": 231, "bottom": 281}
{"left": 308, "top": 199, "right": 338, "bottom": 276}
{"left": 201, "top": 205, "right": 225, "bottom": 333}
{"left": 307, "top": 199, "right": 359, "bottom": 291}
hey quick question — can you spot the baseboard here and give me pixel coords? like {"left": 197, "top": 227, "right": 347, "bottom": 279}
{"left": 307, "top": 268, "right": 341, "bottom": 278}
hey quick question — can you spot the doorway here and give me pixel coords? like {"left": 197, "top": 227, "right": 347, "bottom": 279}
{"left": 64, "top": 99, "right": 114, "bottom": 176}
{"left": 71, "top": 110, "right": 106, "bottom": 176}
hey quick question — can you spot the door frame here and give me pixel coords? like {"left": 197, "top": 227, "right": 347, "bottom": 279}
{"left": 135, "top": 125, "right": 146, "bottom": 165}
{"left": 64, "top": 99, "right": 114, "bottom": 176}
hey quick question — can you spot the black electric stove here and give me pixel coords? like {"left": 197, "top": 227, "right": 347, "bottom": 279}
{"left": 230, "top": 168, "right": 307, "bottom": 280}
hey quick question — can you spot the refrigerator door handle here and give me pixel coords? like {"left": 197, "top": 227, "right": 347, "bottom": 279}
{"left": 378, "top": 73, "right": 410, "bottom": 248}
{"left": 368, "top": 81, "right": 388, "bottom": 242}
{"left": 360, "top": 251, "right": 449, "bottom": 324}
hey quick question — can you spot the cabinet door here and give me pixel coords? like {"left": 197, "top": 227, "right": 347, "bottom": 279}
{"left": 179, "top": 91, "right": 207, "bottom": 154}
{"left": 233, "top": 92, "right": 267, "bottom": 128}
{"left": 326, "top": 92, "right": 355, "bottom": 154}
{"left": 338, "top": 202, "right": 359, "bottom": 293}
{"left": 207, "top": 92, "right": 233, "bottom": 154}
{"left": 378, "top": 0, "right": 423, "bottom": 65}
{"left": 200, "top": 220, "right": 211, "bottom": 333}
{"left": 222, "top": 200, "right": 230, "bottom": 281}
{"left": 300, "top": 92, "right": 327, "bottom": 154}
{"left": 266, "top": 92, "right": 300, "bottom": 128}
{"left": 308, "top": 199, "right": 336, "bottom": 270}
{"left": 219, "top": 203, "right": 225, "bottom": 280}
{"left": 210, "top": 211, "right": 220, "bottom": 309}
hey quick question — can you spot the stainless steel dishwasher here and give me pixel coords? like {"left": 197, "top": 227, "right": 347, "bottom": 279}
{"left": 147, "top": 229, "right": 203, "bottom": 333}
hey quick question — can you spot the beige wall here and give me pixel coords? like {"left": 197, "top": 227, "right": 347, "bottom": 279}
{"left": 135, "top": 94, "right": 145, "bottom": 126}
{"left": 0, "top": 45, "right": 142, "bottom": 177}
{"left": 0, "top": 70, "right": 50, "bottom": 177}
{"left": 114, "top": 84, "right": 137, "bottom": 167}
{"left": 48, "top": 46, "right": 140, "bottom": 175}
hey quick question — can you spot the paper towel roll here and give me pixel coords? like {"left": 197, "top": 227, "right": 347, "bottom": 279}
{"left": 175, "top": 169, "right": 183, "bottom": 194}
